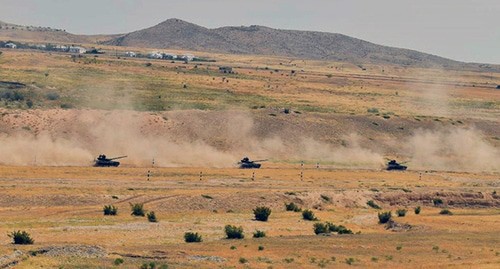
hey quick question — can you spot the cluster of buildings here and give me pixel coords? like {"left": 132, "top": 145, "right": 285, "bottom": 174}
{"left": 143, "top": 51, "right": 195, "bottom": 61}
{"left": 2, "top": 41, "right": 87, "bottom": 54}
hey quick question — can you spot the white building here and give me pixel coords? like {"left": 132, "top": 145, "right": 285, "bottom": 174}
{"left": 69, "top": 46, "right": 86, "bottom": 54}
{"left": 179, "top": 54, "right": 195, "bottom": 61}
{"left": 148, "top": 52, "right": 163, "bottom": 59}
{"left": 125, "top": 51, "right": 136, "bottom": 57}
{"left": 5, "top": 43, "right": 17, "bottom": 48}
{"left": 54, "top": 45, "right": 68, "bottom": 51}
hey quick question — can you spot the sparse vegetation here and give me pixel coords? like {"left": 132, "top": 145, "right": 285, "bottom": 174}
{"left": 253, "top": 206, "right": 272, "bottom": 221}
{"left": 415, "top": 206, "right": 421, "bottom": 214}
{"left": 285, "top": 202, "right": 302, "bottom": 212}
{"left": 439, "top": 209, "right": 453, "bottom": 215}
{"left": 9, "top": 230, "right": 34, "bottom": 244}
{"left": 184, "top": 232, "right": 202, "bottom": 243}
{"left": 378, "top": 211, "right": 392, "bottom": 223}
{"left": 103, "top": 205, "right": 118, "bottom": 215}
{"left": 253, "top": 230, "right": 266, "bottom": 238}
{"left": 113, "top": 258, "right": 124, "bottom": 265}
{"left": 433, "top": 198, "right": 444, "bottom": 206}
{"left": 225, "top": 225, "right": 244, "bottom": 239}
{"left": 396, "top": 208, "right": 407, "bottom": 217}
{"left": 130, "top": 203, "right": 145, "bottom": 216}
{"left": 367, "top": 200, "right": 381, "bottom": 209}
{"left": 147, "top": 211, "right": 158, "bottom": 222}
{"left": 302, "top": 209, "right": 318, "bottom": 221}
{"left": 239, "top": 257, "right": 248, "bottom": 264}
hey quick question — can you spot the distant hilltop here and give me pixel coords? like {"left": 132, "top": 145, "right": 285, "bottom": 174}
{"left": 1, "top": 18, "right": 499, "bottom": 70}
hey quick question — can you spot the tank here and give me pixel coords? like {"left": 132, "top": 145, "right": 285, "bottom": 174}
{"left": 94, "top": 154, "right": 127, "bottom": 167}
{"left": 238, "top": 157, "right": 266, "bottom": 169}
{"left": 386, "top": 160, "right": 407, "bottom": 171}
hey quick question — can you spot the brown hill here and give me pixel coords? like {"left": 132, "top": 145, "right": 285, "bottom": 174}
{"left": 106, "top": 18, "right": 488, "bottom": 69}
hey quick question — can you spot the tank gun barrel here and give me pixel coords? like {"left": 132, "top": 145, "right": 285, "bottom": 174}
{"left": 109, "top": 155, "right": 127, "bottom": 160}
{"left": 253, "top": 159, "right": 268, "bottom": 162}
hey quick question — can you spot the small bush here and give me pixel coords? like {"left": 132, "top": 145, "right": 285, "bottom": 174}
{"left": 147, "top": 211, "right": 158, "bottom": 222}
{"left": 103, "top": 205, "right": 117, "bottom": 215}
{"left": 320, "top": 195, "right": 331, "bottom": 202}
{"left": 184, "top": 232, "right": 202, "bottom": 243}
{"left": 253, "top": 230, "right": 266, "bottom": 238}
{"left": 367, "top": 200, "right": 381, "bottom": 209}
{"left": 46, "top": 92, "right": 60, "bottom": 100}
{"left": 367, "top": 108, "right": 379, "bottom": 113}
{"left": 345, "top": 257, "right": 355, "bottom": 265}
{"left": 239, "top": 257, "right": 248, "bottom": 264}
{"left": 285, "top": 202, "right": 301, "bottom": 212}
{"left": 313, "top": 222, "right": 329, "bottom": 234}
{"left": 433, "top": 198, "right": 444, "bottom": 206}
{"left": 414, "top": 206, "right": 421, "bottom": 215}
{"left": 9, "top": 230, "right": 34, "bottom": 245}
{"left": 396, "top": 209, "right": 407, "bottom": 217}
{"left": 302, "top": 209, "right": 318, "bottom": 221}
{"left": 225, "top": 225, "right": 244, "bottom": 239}
{"left": 60, "top": 103, "right": 74, "bottom": 109}
{"left": 258, "top": 245, "right": 264, "bottom": 251}
{"left": 439, "top": 209, "right": 453, "bottom": 215}
{"left": 378, "top": 211, "right": 392, "bottom": 224}
{"left": 253, "top": 206, "right": 271, "bottom": 221}
{"left": 113, "top": 258, "right": 124, "bottom": 265}
{"left": 130, "top": 203, "right": 145, "bottom": 216}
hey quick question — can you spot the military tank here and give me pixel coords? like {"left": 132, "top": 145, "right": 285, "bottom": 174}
{"left": 94, "top": 154, "right": 127, "bottom": 167}
{"left": 386, "top": 160, "right": 407, "bottom": 171}
{"left": 238, "top": 157, "right": 266, "bottom": 169}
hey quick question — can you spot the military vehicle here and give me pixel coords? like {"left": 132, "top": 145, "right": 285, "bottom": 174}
{"left": 386, "top": 160, "right": 407, "bottom": 171}
{"left": 238, "top": 157, "right": 267, "bottom": 169}
{"left": 94, "top": 154, "right": 127, "bottom": 167}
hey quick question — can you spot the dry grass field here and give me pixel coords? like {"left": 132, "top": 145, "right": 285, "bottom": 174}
{"left": 0, "top": 45, "right": 499, "bottom": 268}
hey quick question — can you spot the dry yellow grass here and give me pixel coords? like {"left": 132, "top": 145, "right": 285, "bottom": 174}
{"left": 0, "top": 165, "right": 498, "bottom": 268}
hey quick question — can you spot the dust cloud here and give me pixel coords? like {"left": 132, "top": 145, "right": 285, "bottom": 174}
{"left": 0, "top": 110, "right": 383, "bottom": 167}
{"left": 407, "top": 128, "right": 500, "bottom": 172}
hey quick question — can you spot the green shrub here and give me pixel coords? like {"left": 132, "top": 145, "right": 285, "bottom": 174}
{"left": 367, "top": 200, "right": 381, "bottom": 209}
{"left": 433, "top": 198, "right": 444, "bottom": 206}
{"left": 147, "top": 211, "right": 157, "bottom": 222}
{"left": 285, "top": 202, "right": 302, "bottom": 212}
{"left": 320, "top": 195, "right": 331, "bottom": 202}
{"left": 253, "top": 206, "right": 271, "bottom": 221}
{"left": 258, "top": 245, "right": 264, "bottom": 251}
{"left": 253, "top": 230, "right": 266, "bottom": 238}
{"left": 314, "top": 222, "right": 353, "bottom": 235}
{"left": 239, "top": 257, "right": 248, "bottom": 264}
{"left": 345, "top": 257, "right": 355, "bottom": 265}
{"left": 9, "top": 230, "right": 34, "bottom": 245}
{"left": 113, "top": 258, "right": 124, "bottom": 265}
{"left": 184, "top": 232, "right": 202, "bottom": 243}
{"left": 414, "top": 206, "right": 421, "bottom": 215}
{"left": 225, "top": 225, "right": 244, "bottom": 239}
{"left": 313, "top": 222, "right": 329, "bottom": 234}
{"left": 103, "top": 205, "right": 117, "bottom": 215}
{"left": 378, "top": 211, "right": 392, "bottom": 224}
{"left": 439, "top": 209, "right": 453, "bottom": 215}
{"left": 396, "top": 208, "right": 407, "bottom": 217}
{"left": 130, "top": 203, "right": 145, "bottom": 216}
{"left": 302, "top": 209, "right": 318, "bottom": 221}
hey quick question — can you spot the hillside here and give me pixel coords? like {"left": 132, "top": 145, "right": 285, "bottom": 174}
{"left": 0, "top": 20, "right": 119, "bottom": 44}
{"left": 106, "top": 18, "right": 486, "bottom": 69}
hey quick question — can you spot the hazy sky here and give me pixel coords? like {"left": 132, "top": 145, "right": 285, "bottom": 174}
{"left": 1, "top": 0, "right": 499, "bottom": 64}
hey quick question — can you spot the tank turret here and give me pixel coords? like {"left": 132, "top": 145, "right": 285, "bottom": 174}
{"left": 94, "top": 154, "right": 127, "bottom": 167}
